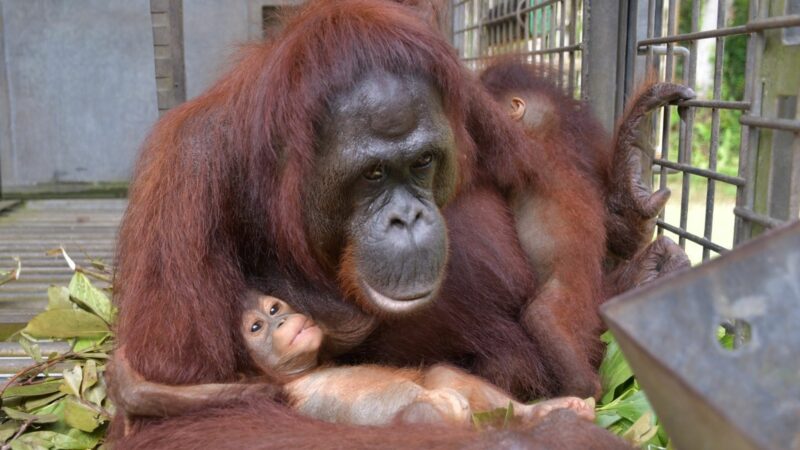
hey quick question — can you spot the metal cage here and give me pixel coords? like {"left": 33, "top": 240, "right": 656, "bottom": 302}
{"left": 448, "top": 0, "right": 800, "bottom": 264}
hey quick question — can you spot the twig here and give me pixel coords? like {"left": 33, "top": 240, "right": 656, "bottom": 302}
{"left": 0, "top": 343, "right": 109, "bottom": 396}
{"left": 0, "top": 351, "right": 77, "bottom": 396}
{"left": 76, "top": 267, "right": 113, "bottom": 284}
{"left": 0, "top": 258, "right": 21, "bottom": 286}
{"left": 76, "top": 396, "right": 113, "bottom": 419}
{"left": 1, "top": 417, "right": 35, "bottom": 449}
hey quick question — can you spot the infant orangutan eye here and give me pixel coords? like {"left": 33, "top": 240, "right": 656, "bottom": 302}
{"left": 269, "top": 304, "right": 279, "bottom": 316}
{"left": 250, "top": 321, "right": 263, "bottom": 333}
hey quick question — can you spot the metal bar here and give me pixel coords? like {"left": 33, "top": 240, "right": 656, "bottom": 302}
{"left": 453, "top": 24, "right": 482, "bottom": 35}
{"left": 678, "top": 0, "right": 700, "bottom": 249}
{"left": 734, "top": 0, "right": 763, "bottom": 246}
{"left": 739, "top": 115, "right": 800, "bottom": 132}
{"left": 653, "top": 159, "right": 746, "bottom": 186}
{"left": 746, "top": 14, "right": 800, "bottom": 32}
{"left": 637, "top": 15, "right": 800, "bottom": 47}
{"left": 513, "top": 0, "right": 521, "bottom": 56}
{"left": 702, "top": 0, "right": 727, "bottom": 262}
{"left": 656, "top": 220, "right": 728, "bottom": 253}
{"left": 548, "top": 0, "right": 556, "bottom": 69}
{"left": 517, "top": 0, "right": 559, "bottom": 17}
{"left": 482, "top": 9, "right": 517, "bottom": 27}
{"left": 558, "top": 0, "right": 565, "bottom": 86}
{"left": 678, "top": 99, "right": 750, "bottom": 110}
{"left": 523, "top": 0, "right": 532, "bottom": 64}
{"left": 644, "top": 43, "right": 690, "bottom": 57}
{"left": 639, "top": 24, "right": 747, "bottom": 46}
{"left": 568, "top": 0, "right": 576, "bottom": 94}
{"left": 645, "top": 0, "right": 655, "bottom": 70}
{"left": 733, "top": 206, "right": 785, "bottom": 229}
{"left": 460, "top": 42, "right": 581, "bottom": 60}
{"left": 526, "top": 0, "right": 544, "bottom": 62}
{"left": 476, "top": 0, "right": 484, "bottom": 68}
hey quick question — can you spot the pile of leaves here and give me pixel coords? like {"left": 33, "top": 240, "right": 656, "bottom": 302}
{"left": 0, "top": 253, "right": 115, "bottom": 450}
{"left": 595, "top": 331, "right": 667, "bottom": 448}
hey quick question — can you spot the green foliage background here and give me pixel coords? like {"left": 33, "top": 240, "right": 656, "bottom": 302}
{"left": 672, "top": 0, "right": 749, "bottom": 198}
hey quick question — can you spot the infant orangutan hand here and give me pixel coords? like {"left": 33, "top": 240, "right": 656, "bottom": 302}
{"left": 519, "top": 396, "right": 596, "bottom": 426}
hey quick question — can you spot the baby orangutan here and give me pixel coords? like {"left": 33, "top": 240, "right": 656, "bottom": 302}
{"left": 113, "top": 292, "right": 595, "bottom": 427}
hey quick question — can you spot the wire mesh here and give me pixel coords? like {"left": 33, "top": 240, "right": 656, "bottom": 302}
{"left": 451, "top": 0, "right": 584, "bottom": 93}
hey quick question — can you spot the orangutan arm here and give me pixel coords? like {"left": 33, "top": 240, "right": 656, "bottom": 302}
{"left": 109, "top": 353, "right": 282, "bottom": 418}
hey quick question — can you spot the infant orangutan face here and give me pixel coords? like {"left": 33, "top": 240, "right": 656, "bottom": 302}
{"left": 241, "top": 294, "right": 323, "bottom": 375}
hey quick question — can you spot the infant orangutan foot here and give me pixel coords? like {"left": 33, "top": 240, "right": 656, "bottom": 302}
{"left": 520, "top": 397, "right": 595, "bottom": 426}
{"left": 399, "top": 388, "right": 471, "bottom": 426}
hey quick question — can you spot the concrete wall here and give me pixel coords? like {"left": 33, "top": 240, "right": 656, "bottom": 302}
{"left": 0, "top": 0, "right": 158, "bottom": 187}
{"left": 183, "top": 0, "right": 304, "bottom": 99}
{"left": 0, "top": 0, "right": 305, "bottom": 189}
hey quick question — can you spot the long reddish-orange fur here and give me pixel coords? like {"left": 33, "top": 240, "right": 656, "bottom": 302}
{"left": 111, "top": 1, "right": 629, "bottom": 447}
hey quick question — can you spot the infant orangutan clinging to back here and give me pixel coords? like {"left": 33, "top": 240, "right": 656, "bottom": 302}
{"left": 113, "top": 291, "right": 595, "bottom": 427}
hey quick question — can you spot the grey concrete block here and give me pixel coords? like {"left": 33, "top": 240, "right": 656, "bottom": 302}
{"left": 150, "top": 0, "right": 169, "bottom": 13}
{"left": 152, "top": 24, "right": 171, "bottom": 46}
{"left": 154, "top": 57, "right": 172, "bottom": 78}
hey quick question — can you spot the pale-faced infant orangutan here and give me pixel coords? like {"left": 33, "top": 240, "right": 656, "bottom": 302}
{"left": 114, "top": 291, "right": 595, "bottom": 428}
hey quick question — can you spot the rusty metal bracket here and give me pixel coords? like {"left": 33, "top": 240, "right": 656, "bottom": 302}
{"left": 601, "top": 221, "right": 800, "bottom": 450}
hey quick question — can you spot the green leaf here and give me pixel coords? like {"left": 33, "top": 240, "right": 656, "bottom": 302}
{"left": 89, "top": 259, "right": 107, "bottom": 272}
{"left": 595, "top": 410, "right": 623, "bottom": 428}
{"left": 68, "top": 273, "right": 115, "bottom": 324}
{"left": 654, "top": 422, "right": 671, "bottom": 447}
{"left": 24, "top": 392, "right": 66, "bottom": 412}
{"left": 84, "top": 378, "right": 107, "bottom": 407}
{"left": 717, "top": 326, "right": 735, "bottom": 350}
{"left": 47, "top": 286, "right": 73, "bottom": 311}
{"left": 472, "top": 403, "right": 516, "bottom": 430}
{"left": 612, "top": 391, "right": 653, "bottom": 423}
{"left": 56, "top": 428, "right": 103, "bottom": 449}
{"left": 72, "top": 334, "right": 113, "bottom": 359}
{"left": 502, "top": 402, "right": 514, "bottom": 428}
{"left": 9, "top": 438, "right": 47, "bottom": 450}
{"left": 60, "top": 365, "right": 82, "bottom": 397}
{"left": 81, "top": 360, "right": 98, "bottom": 395}
{"left": 7, "top": 432, "right": 55, "bottom": 450}
{"left": 599, "top": 331, "right": 634, "bottom": 405}
{"left": 2, "top": 380, "right": 63, "bottom": 399}
{"left": 28, "top": 396, "right": 65, "bottom": 418}
{"left": 607, "top": 418, "right": 633, "bottom": 436}
{"left": 17, "top": 429, "right": 102, "bottom": 450}
{"left": 2, "top": 407, "right": 59, "bottom": 424}
{"left": 18, "top": 337, "right": 43, "bottom": 364}
{"left": 0, "top": 421, "right": 18, "bottom": 442}
{"left": 23, "top": 310, "right": 109, "bottom": 339}
{"left": 63, "top": 398, "right": 103, "bottom": 433}
{"left": 621, "top": 411, "right": 658, "bottom": 446}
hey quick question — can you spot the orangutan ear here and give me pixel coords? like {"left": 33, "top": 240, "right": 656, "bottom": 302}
{"left": 510, "top": 97, "right": 526, "bottom": 121}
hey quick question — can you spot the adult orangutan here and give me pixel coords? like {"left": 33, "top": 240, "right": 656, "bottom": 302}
{"left": 111, "top": 0, "right": 679, "bottom": 447}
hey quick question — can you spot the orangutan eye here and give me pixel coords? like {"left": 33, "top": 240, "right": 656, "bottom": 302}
{"left": 250, "top": 321, "right": 263, "bottom": 333}
{"left": 269, "top": 304, "right": 279, "bottom": 316}
{"left": 412, "top": 151, "right": 433, "bottom": 169}
{"left": 364, "top": 164, "right": 386, "bottom": 181}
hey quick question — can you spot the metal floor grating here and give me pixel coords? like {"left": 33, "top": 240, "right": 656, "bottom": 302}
{"left": 0, "top": 199, "right": 125, "bottom": 328}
